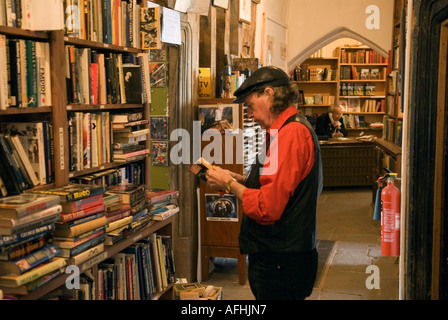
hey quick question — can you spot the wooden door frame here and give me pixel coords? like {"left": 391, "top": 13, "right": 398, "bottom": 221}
{"left": 432, "top": 18, "right": 448, "bottom": 300}
{"left": 407, "top": 0, "right": 448, "bottom": 300}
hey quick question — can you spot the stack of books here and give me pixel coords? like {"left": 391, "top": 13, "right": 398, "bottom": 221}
{"left": 145, "top": 189, "right": 180, "bottom": 221}
{"left": 112, "top": 112, "right": 149, "bottom": 164}
{"left": 33, "top": 184, "right": 107, "bottom": 266}
{"left": 104, "top": 184, "right": 151, "bottom": 245}
{"left": 0, "top": 193, "right": 65, "bottom": 296}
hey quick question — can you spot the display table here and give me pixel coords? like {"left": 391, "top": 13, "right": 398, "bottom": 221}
{"left": 319, "top": 138, "right": 376, "bottom": 187}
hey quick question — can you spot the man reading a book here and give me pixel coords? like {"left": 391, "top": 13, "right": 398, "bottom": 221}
{"left": 205, "top": 66, "right": 323, "bottom": 300}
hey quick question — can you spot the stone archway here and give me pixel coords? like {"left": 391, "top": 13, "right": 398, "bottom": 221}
{"left": 287, "top": 27, "right": 388, "bottom": 72}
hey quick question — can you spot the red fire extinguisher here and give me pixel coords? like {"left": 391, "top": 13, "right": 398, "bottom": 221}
{"left": 381, "top": 173, "right": 400, "bottom": 257}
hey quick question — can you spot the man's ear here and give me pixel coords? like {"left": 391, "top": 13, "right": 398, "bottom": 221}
{"left": 264, "top": 87, "right": 275, "bottom": 97}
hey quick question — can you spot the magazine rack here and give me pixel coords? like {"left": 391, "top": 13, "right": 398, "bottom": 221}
{"left": 198, "top": 99, "right": 246, "bottom": 285}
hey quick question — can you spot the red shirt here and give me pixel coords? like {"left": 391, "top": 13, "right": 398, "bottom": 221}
{"left": 242, "top": 106, "right": 315, "bottom": 225}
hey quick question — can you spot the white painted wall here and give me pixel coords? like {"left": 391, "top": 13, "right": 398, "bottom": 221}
{"left": 253, "top": 0, "right": 393, "bottom": 72}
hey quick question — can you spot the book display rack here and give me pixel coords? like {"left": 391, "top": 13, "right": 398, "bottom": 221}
{"left": 197, "top": 98, "right": 248, "bottom": 286}
{"left": 0, "top": 1, "right": 176, "bottom": 300}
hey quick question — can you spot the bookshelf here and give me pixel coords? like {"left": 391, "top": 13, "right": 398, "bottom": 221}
{"left": 0, "top": 2, "right": 176, "bottom": 300}
{"left": 338, "top": 46, "right": 387, "bottom": 137}
{"left": 293, "top": 57, "right": 339, "bottom": 115}
{"left": 292, "top": 47, "right": 388, "bottom": 138}
{"left": 375, "top": 0, "right": 405, "bottom": 178}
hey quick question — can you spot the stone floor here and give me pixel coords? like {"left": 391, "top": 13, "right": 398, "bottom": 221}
{"left": 201, "top": 187, "right": 400, "bottom": 300}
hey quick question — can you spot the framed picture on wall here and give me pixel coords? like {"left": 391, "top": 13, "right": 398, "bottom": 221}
{"left": 212, "top": 0, "right": 229, "bottom": 10}
{"left": 152, "top": 141, "right": 168, "bottom": 166}
{"left": 239, "top": 0, "right": 251, "bottom": 23}
{"left": 205, "top": 194, "right": 238, "bottom": 222}
{"left": 198, "top": 103, "right": 239, "bottom": 133}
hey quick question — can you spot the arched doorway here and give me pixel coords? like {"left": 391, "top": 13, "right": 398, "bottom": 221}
{"left": 288, "top": 27, "right": 388, "bottom": 71}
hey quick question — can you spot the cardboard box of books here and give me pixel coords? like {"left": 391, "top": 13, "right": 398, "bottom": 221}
{"left": 174, "top": 282, "right": 222, "bottom": 300}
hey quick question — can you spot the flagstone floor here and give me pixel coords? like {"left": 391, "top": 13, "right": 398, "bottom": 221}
{"left": 201, "top": 187, "right": 399, "bottom": 300}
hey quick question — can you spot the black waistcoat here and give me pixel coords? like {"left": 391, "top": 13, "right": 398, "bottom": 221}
{"left": 239, "top": 113, "right": 323, "bottom": 254}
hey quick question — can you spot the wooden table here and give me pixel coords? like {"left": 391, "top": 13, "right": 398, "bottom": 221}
{"left": 319, "top": 138, "right": 376, "bottom": 187}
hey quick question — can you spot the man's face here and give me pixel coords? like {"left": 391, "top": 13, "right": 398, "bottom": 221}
{"left": 244, "top": 89, "right": 273, "bottom": 130}
{"left": 333, "top": 107, "right": 343, "bottom": 122}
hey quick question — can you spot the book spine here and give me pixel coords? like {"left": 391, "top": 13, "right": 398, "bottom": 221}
{"left": 0, "top": 223, "right": 55, "bottom": 248}
{"left": 0, "top": 204, "right": 62, "bottom": 228}
{"left": 5, "top": 244, "right": 59, "bottom": 275}
{"left": 60, "top": 204, "right": 105, "bottom": 223}
{"left": 149, "top": 204, "right": 172, "bottom": 214}
{"left": 10, "top": 135, "right": 40, "bottom": 188}
{"left": 4, "top": 134, "right": 34, "bottom": 188}
{"left": 8, "top": 39, "right": 19, "bottom": 107}
{"left": 147, "top": 191, "right": 180, "bottom": 205}
{"left": 4, "top": 257, "right": 66, "bottom": 287}
{"left": 0, "top": 233, "right": 48, "bottom": 259}
{"left": 151, "top": 207, "right": 179, "bottom": 220}
{"left": 54, "top": 228, "right": 104, "bottom": 248}
{"left": 0, "top": 35, "right": 8, "bottom": 110}
{"left": 0, "top": 148, "right": 22, "bottom": 195}
{"left": 0, "top": 213, "right": 60, "bottom": 236}
{"left": 0, "top": 135, "right": 27, "bottom": 190}
{"left": 105, "top": 215, "right": 132, "bottom": 233}
{"left": 67, "top": 234, "right": 105, "bottom": 257}
{"left": 61, "top": 216, "right": 107, "bottom": 237}
{"left": 42, "top": 121, "right": 51, "bottom": 184}
{"left": 25, "top": 40, "right": 37, "bottom": 107}
{"left": 69, "top": 242, "right": 104, "bottom": 265}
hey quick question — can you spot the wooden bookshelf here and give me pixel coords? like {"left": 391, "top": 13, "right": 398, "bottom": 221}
{"left": 337, "top": 46, "right": 388, "bottom": 138}
{"left": 293, "top": 47, "right": 388, "bottom": 138}
{"left": 19, "top": 217, "right": 174, "bottom": 300}
{"left": 0, "top": 2, "right": 175, "bottom": 301}
{"left": 374, "top": 0, "right": 404, "bottom": 178}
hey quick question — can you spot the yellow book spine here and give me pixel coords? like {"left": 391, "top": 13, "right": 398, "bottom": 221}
{"left": 0, "top": 257, "right": 66, "bottom": 287}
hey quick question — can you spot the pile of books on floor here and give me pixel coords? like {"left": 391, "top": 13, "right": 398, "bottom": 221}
{"left": 33, "top": 184, "right": 107, "bottom": 267}
{"left": 0, "top": 193, "right": 65, "bottom": 296}
{"left": 146, "top": 189, "right": 180, "bottom": 221}
{"left": 103, "top": 184, "right": 151, "bottom": 245}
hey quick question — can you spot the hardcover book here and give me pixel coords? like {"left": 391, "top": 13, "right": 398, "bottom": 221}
{"left": 0, "top": 257, "right": 66, "bottom": 287}
{"left": 0, "top": 193, "right": 60, "bottom": 219}
{"left": 145, "top": 189, "right": 180, "bottom": 205}
{"left": 0, "top": 223, "right": 55, "bottom": 249}
{"left": 122, "top": 64, "right": 143, "bottom": 104}
{"left": 53, "top": 216, "right": 108, "bottom": 238}
{"left": 31, "top": 184, "right": 105, "bottom": 202}
{"left": 0, "top": 244, "right": 60, "bottom": 276}
{"left": 0, "top": 213, "right": 60, "bottom": 236}
{"left": 0, "top": 204, "right": 62, "bottom": 228}
{"left": 60, "top": 193, "right": 104, "bottom": 213}
{"left": 107, "top": 184, "right": 145, "bottom": 206}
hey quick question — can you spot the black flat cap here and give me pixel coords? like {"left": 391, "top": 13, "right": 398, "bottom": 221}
{"left": 233, "top": 66, "right": 291, "bottom": 103}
